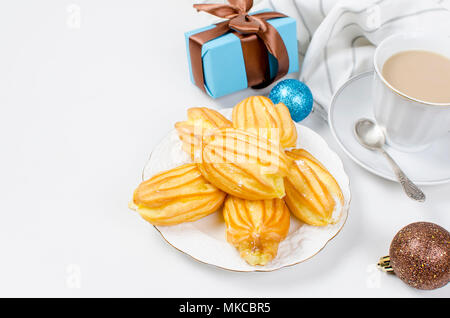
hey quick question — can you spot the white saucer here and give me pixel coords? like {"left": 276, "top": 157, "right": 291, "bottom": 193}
{"left": 329, "top": 71, "right": 450, "bottom": 185}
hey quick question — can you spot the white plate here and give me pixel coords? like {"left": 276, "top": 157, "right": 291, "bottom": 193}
{"left": 142, "top": 109, "right": 351, "bottom": 272}
{"left": 329, "top": 71, "right": 450, "bottom": 185}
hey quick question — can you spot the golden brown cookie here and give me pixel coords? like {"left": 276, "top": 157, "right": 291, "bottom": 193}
{"left": 223, "top": 196, "right": 290, "bottom": 266}
{"left": 284, "top": 149, "right": 343, "bottom": 226}
{"left": 175, "top": 107, "right": 232, "bottom": 161}
{"left": 199, "top": 128, "right": 290, "bottom": 200}
{"left": 131, "top": 163, "right": 226, "bottom": 225}
{"left": 232, "top": 96, "right": 297, "bottom": 148}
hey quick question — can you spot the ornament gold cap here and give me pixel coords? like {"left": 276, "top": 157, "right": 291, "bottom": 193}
{"left": 377, "top": 255, "right": 394, "bottom": 273}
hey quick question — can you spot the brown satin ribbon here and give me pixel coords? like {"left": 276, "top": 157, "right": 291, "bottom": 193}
{"left": 189, "top": 0, "right": 289, "bottom": 93}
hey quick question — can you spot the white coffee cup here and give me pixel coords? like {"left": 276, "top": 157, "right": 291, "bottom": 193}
{"left": 373, "top": 33, "right": 450, "bottom": 152}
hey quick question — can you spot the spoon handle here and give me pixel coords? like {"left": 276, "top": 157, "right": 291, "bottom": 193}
{"left": 379, "top": 149, "right": 426, "bottom": 202}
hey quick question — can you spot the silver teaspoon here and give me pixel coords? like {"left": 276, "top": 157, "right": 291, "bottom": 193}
{"left": 354, "top": 118, "right": 426, "bottom": 202}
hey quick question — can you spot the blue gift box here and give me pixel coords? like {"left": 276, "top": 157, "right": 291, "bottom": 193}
{"left": 185, "top": 11, "right": 299, "bottom": 99}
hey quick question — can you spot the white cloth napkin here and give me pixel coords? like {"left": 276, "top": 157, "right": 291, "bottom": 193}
{"left": 194, "top": 0, "right": 450, "bottom": 117}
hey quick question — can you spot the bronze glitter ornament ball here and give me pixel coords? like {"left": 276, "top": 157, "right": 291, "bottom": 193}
{"left": 379, "top": 222, "right": 449, "bottom": 290}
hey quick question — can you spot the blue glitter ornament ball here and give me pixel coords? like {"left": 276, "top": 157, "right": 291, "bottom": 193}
{"left": 269, "top": 79, "right": 313, "bottom": 122}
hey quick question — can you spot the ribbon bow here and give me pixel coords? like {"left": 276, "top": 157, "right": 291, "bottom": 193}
{"left": 195, "top": 0, "right": 263, "bottom": 34}
{"left": 189, "top": 0, "right": 289, "bottom": 92}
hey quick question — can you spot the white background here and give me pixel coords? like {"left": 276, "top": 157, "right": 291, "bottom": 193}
{"left": 0, "top": 0, "right": 448, "bottom": 297}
